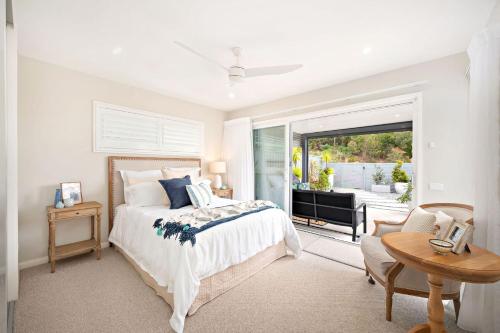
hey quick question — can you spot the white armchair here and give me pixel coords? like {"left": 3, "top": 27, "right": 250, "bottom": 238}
{"left": 360, "top": 203, "right": 473, "bottom": 322}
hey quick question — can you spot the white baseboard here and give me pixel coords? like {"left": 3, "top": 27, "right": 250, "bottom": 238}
{"left": 19, "top": 242, "right": 110, "bottom": 270}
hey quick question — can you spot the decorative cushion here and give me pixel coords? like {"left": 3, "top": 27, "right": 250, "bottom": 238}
{"left": 125, "top": 181, "right": 169, "bottom": 207}
{"left": 186, "top": 181, "right": 214, "bottom": 208}
{"left": 162, "top": 167, "right": 200, "bottom": 180}
{"left": 158, "top": 176, "right": 192, "bottom": 209}
{"left": 434, "top": 210, "right": 455, "bottom": 239}
{"left": 401, "top": 207, "right": 436, "bottom": 233}
{"left": 360, "top": 235, "right": 396, "bottom": 279}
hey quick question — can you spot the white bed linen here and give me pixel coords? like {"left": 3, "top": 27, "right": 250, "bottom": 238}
{"left": 108, "top": 197, "right": 302, "bottom": 332}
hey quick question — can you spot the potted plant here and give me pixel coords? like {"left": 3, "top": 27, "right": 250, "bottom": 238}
{"left": 392, "top": 160, "right": 410, "bottom": 194}
{"left": 292, "top": 147, "right": 302, "bottom": 184}
{"left": 397, "top": 181, "right": 413, "bottom": 206}
{"left": 316, "top": 169, "right": 331, "bottom": 191}
{"left": 371, "top": 165, "right": 390, "bottom": 193}
{"left": 321, "top": 150, "right": 334, "bottom": 190}
{"left": 325, "top": 167, "right": 335, "bottom": 190}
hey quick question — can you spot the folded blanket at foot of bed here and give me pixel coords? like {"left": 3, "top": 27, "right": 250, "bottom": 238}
{"left": 153, "top": 200, "right": 278, "bottom": 246}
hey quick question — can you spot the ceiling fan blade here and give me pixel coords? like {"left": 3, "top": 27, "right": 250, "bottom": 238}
{"left": 245, "top": 64, "right": 302, "bottom": 77}
{"left": 173, "top": 41, "right": 228, "bottom": 72}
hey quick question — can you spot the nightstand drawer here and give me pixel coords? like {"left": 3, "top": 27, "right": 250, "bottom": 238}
{"left": 212, "top": 188, "right": 233, "bottom": 199}
{"left": 55, "top": 208, "right": 97, "bottom": 220}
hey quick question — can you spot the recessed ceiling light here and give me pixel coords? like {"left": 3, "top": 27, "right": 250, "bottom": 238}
{"left": 362, "top": 46, "right": 372, "bottom": 55}
{"left": 228, "top": 92, "right": 236, "bottom": 99}
{"left": 395, "top": 113, "right": 401, "bottom": 118}
{"left": 112, "top": 47, "right": 123, "bottom": 55}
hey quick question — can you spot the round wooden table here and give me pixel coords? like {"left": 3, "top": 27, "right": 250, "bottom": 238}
{"left": 381, "top": 232, "right": 500, "bottom": 333}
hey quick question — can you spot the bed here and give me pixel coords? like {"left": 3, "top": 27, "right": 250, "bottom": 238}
{"left": 107, "top": 156, "right": 302, "bottom": 332}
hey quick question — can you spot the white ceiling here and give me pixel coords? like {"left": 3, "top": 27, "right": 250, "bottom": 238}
{"left": 16, "top": 0, "right": 494, "bottom": 111}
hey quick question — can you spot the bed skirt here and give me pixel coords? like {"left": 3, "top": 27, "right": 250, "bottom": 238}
{"left": 114, "top": 240, "right": 287, "bottom": 316}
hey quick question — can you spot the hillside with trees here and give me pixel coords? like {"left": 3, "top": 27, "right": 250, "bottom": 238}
{"left": 308, "top": 131, "right": 412, "bottom": 163}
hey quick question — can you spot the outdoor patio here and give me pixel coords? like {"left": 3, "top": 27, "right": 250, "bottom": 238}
{"left": 334, "top": 187, "right": 408, "bottom": 212}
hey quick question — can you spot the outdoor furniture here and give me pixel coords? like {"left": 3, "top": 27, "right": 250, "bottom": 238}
{"left": 292, "top": 189, "right": 367, "bottom": 241}
{"left": 360, "top": 203, "right": 473, "bottom": 322}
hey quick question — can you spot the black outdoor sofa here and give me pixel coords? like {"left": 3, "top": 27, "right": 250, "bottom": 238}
{"left": 292, "top": 189, "right": 367, "bottom": 241}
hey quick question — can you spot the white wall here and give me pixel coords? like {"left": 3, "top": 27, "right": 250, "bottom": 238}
{"left": 5, "top": 23, "right": 17, "bottom": 301}
{"left": 227, "top": 53, "right": 473, "bottom": 205}
{"left": 0, "top": 0, "right": 7, "bottom": 329}
{"left": 18, "top": 56, "right": 225, "bottom": 265}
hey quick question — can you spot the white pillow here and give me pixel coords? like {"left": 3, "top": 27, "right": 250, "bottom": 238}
{"left": 435, "top": 210, "right": 454, "bottom": 239}
{"left": 120, "top": 169, "right": 163, "bottom": 187}
{"left": 401, "top": 207, "right": 436, "bottom": 233}
{"left": 186, "top": 182, "right": 214, "bottom": 208}
{"left": 124, "top": 181, "right": 169, "bottom": 207}
{"left": 162, "top": 167, "right": 200, "bottom": 180}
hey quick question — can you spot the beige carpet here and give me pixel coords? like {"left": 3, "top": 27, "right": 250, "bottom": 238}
{"left": 15, "top": 248, "right": 468, "bottom": 333}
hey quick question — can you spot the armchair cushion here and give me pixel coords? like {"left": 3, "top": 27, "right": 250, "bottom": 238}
{"left": 434, "top": 210, "right": 454, "bottom": 238}
{"left": 401, "top": 207, "right": 436, "bottom": 233}
{"left": 361, "top": 235, "right": 396, "bottom": 279}
{"left": 373, "top": 221, "right": 404, "bottom": 237}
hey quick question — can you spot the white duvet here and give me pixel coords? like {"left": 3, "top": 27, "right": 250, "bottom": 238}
{"left": 108, "top": 197, "right": 302, "bottom": 332}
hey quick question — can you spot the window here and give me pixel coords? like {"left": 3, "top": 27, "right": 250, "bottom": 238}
{"left": 93, "top": 101, "right": 204, "bottom": 156}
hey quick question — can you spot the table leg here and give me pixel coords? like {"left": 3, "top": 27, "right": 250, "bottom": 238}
{"left": 96, "top": 212, "right": 101, "bottom": 260}
{"left": 91, "top": 215, "right": 95, "bottom": 240}
{"left": 49, "top": 221, "right": 56, "bottom": 273}
{"left": 409, "top": 273, "right": 445, "bottom": 333}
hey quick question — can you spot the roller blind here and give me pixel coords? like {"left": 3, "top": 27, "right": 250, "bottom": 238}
{"left": 94, "top": 101, "right": 204, "bottom": 156}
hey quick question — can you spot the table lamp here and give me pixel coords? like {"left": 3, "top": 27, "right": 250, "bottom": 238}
{"left": 209, "top": 161, "right": 226, "bottom": 189}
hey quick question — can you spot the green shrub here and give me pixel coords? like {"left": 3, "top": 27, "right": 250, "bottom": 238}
{"left": 372, "top": 166, "right": 386, "bottom": 185}
{"left": 392, "top": 160, "right": 409, "bottom": 183}
{"left": 292, "top": 147, "right": 302, "bottom": 167}
{"left": 316, "top": 170, "right": 331, "bottom": 191}
{"left": 397, "top": 182, "right": 413, "bottom": 204}
{"left": 325, "top": 167, "right": 334, "bottom": 175}
{"left": 292, "top": 167, "right": 302, "bottom": 180}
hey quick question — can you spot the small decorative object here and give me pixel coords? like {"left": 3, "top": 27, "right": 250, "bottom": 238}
{"left": 442, "top": 221, "right": 474, "bottom": 254}
{"left": 428, "top": 239, "right": 453, "bottom": 255}
{"left": 209, "top": 161, "right": 226, "bottom": 189}
{"left": 61, "top": 181, "right": 83, "bottom": 205}
{"left": 54, "top": 188, "right": 62, "bottom": 206}
{"left": 55, "top": 201, "right": 65, "bottom": 209}
{"left": 64, "top": 197, "right": 74, "bottom": 208}
{"left": 221, "top": 184, "right": 227, "bottom": 190}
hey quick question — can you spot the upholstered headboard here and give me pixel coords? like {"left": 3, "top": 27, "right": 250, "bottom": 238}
{"left": 107, "top": 156, "right": 201, "bottom": 233}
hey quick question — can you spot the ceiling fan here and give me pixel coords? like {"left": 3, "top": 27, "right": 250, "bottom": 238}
{"left": 174, "top": 41, "right": 302, "bottom": 84}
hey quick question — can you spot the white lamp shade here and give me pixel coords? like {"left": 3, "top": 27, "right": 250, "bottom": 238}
{"left": 209, "top": 161, "right": 226, "bottom": 174}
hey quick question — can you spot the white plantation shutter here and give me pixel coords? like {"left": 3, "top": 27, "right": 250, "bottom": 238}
{"left": 162, "top": 118, "right": 203, "bottom": 155}
{"left": 94, "top": 101, "right": 203, "bottom": 156}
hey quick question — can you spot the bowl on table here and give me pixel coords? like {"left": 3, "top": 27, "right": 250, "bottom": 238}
{"left": 429, "top": 239, "right": 453, "bottom": 255}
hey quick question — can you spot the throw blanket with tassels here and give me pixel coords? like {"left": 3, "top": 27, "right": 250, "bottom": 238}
{"left": 152, "top": 200, "right": 277, "bottom": 246}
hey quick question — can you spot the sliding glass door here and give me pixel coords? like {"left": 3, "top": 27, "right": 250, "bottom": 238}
{"left": 253, "top": 125, "right": 289, "bottom": 212}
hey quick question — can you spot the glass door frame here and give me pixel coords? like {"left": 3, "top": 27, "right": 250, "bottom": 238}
{"left": 252, "top": 121, "right": 291, "bottom": 214}
{"left": 251, "top": 92, "right": 423, "bottom": 214}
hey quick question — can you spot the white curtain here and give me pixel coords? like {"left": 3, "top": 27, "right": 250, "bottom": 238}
{"left": 458, "top": 22, "right": 500, "bottom": 333}
{"left": 222, "top": 118, "right": 255, "bottom": 201}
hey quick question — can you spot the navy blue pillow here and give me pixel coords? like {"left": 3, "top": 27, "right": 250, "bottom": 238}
{"left": 158, "top": 176, "right": 192, "bottom": 209}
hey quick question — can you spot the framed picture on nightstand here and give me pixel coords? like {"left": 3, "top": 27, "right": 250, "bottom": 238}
{"left": 61, "top": 182, "right": 83, "bottom": 205}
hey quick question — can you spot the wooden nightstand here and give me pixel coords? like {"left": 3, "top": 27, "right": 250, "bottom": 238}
{"left": 47, "top": 201, "right": 102, "bottom": 273}
{"left": 212, "top": 188, "right": 233, "bottom": 199}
